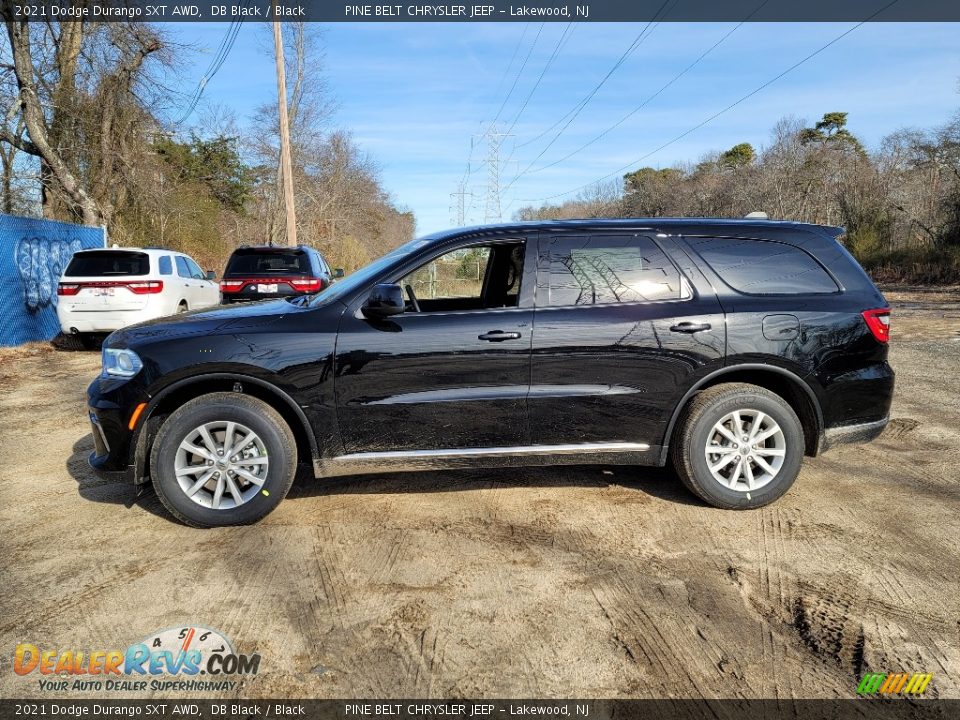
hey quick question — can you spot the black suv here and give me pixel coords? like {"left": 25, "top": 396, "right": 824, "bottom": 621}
{"left": 87, "top": 219, "right": 893, "bottom": 527}
{"left": 220, "top": 245, "right": 337, "bottom": 303}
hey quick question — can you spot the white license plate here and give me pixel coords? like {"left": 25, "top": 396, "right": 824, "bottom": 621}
{"left": 95, "top": 287, "right": 115, "bottom": 297}
{"left": 258, "top": 284, "right": 278, "bottom": 293}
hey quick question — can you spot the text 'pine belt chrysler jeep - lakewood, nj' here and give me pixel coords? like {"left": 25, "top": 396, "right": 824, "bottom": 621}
{"left": 86, "top": 219, "right": 893, "bottom": 527}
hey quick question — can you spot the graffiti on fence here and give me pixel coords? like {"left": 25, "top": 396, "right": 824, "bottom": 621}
{"left": 15, "top": 235, "right": 84, "bottom": 313}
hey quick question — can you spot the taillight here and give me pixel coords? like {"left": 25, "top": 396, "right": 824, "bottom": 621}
{"left": 289, "top": 277, "right": 323, "bottom": 292}
{"left": 861, "top": 308, "right": 890, "bottom": 343}
{"left": 126, "top": 281, "right": 164, "bottom": 294}
{"left": 57, "top": 283, "right": 80, "bottom": 296}
{"left": 220, "top": 279, "right": 245, "bottom": 292}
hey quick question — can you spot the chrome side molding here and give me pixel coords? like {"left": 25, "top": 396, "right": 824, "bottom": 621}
{"left": 315, "top": 442, "right": 652, "bottom": 478}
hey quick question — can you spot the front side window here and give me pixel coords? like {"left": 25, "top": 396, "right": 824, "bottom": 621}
{"left": 397, "top": 242, "right": 524, "bottom": 313}
{"left": 175, "top": 256, "right": 192, "bottom": 278}
{"left": 690, "top": 237, "right": 839, "bottom": 295}
{"left": 185, "top": 257, "right": 205, "bottom": 280}
{"left": 541, "top": 235, "right": 689, "bottom": 307}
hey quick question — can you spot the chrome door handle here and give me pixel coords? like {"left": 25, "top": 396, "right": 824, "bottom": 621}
{"left": 670, "top": 322, "right": 711, "bottom": 333}
{"left": 478, "top": 331, "right": 521, "bottom": 342}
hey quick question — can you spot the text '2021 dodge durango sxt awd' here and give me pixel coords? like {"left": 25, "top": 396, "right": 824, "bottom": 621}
{"left": 87, "top": 219, "right": 893, "bottom": 527}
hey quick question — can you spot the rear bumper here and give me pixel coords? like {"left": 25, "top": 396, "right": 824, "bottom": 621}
{"left": 59, "top": 307, "right": 154, "bottom": 334}
{"left": 820, "top": 415, "right": 889, "bottom": 453}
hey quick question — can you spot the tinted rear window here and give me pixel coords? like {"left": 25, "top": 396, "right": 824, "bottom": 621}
{"left": 65, "top": 251, "right": 150, "bottom": 277}
{"left": 691, "top": 238, "right": 839, "bottom": 295}
{"left": 225, "top": 250, "right": 311, "bottom": 276}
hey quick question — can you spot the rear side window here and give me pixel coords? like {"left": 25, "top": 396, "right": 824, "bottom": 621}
{"left": 65, "top": 251, "right": 149, "bottom": 277}
{"left": 225, "top": 250, "right": 310, "bottom": 276}
{"left": 692, "top": 238, "right": 839, "bottom": 294}
{"left": 158, "top": 256, "right": 172, "bottom": 275}
{"left": 541, "top": 235, "right": 689, "bottom": 307}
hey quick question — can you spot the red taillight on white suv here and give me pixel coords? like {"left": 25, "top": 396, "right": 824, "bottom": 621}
{"left": 861, "top": 308, "right": 890, "bottom": 343}
{"left": 57, "top": 280, "right": 163, "bottom": 295}
{"left": 126, "top": 281, "right": 164, "bottom": 294}
{"left": 289, "top": 277, "right": 324, "bottom": 292}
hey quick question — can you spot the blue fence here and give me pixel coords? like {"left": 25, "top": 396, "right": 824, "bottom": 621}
{"left": 0, "top": 213, "right": 105, "bottom": 347}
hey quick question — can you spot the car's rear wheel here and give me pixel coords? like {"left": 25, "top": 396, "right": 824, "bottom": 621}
{"left": 149, "top": 393, "right": 297, "bottom": 527}
{"left": 671, "top": 383, "right": 803, "bottom": 509}
{"left": 177, "top": 301, "right": 188, "bottom": 313}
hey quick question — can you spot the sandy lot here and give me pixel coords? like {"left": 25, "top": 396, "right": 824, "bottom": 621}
{"left": 1, "top": 289, "right": 959, "bottom": 700}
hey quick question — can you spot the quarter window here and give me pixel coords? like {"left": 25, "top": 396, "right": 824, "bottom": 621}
{"left": 157, "top": 256, "right": 172, "bottom": 276}
{"left": 542, "top": 235, "right": 689, "bottom": 307}
{"left": 691, "top": 238, "right": 839, "bottom": 294}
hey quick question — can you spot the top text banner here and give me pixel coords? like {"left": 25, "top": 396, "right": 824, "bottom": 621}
{"left": 6, "top": 0, "right": 960, "bottom": 23}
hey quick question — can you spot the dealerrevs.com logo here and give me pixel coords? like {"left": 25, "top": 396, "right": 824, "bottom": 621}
{"left": 13, "top": 626, "right": 260, "bottom": 693}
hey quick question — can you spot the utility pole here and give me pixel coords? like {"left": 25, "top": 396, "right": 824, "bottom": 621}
{"left": 273, "top": 19, "right": 297, "bottom": 247}
{"left": 483, "top": 124, "right": 512, "bottom": 222}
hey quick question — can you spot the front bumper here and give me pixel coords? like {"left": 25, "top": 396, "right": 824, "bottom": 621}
{"left": 87, "top": 376, "right": 145, "bottom": 475}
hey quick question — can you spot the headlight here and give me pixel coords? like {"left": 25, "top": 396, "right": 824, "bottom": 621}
{"left": 101, "top": 348, "right": 143, "bottom": 379}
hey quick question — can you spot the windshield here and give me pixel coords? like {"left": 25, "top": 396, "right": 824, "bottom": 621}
{"left": 305, "top": 237, "right": 432, "bottom": 306}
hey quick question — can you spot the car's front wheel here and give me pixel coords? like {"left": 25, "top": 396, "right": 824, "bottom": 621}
{"left": 671, "top": 383, "right": 804, "bottom": 509}
{"left": 149, "top": 393, "right": 297, "bottom": 527}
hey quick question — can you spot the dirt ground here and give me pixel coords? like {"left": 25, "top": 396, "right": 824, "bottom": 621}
{"left": 1, "top": 288, "right": 959, "bottom": 700}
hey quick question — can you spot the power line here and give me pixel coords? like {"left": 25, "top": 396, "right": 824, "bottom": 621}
{"left": 501, "top": 0, "right": 675, "bottom": 193}
{"left": 502, "top": 23, "right": 576, "bottom": 136}
{"left": 173, "top": 11, "right": 247, "bottom": 126}
{"left": 513, "top": 0, "right": 900, "bottom": 207}
{"left": 491, "top": 23, "right": 531, "bottom": 103}
{"left": 513, "top": 1, "right": 674, "bottom": 152}
{"left": 491, "top": 23, "right": 545, "bottom": 126}
{"left": 524, "top": 0, "right": 770, "bottom": 176}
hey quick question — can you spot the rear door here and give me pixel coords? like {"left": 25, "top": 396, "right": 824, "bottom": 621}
{"left": 528, "top": 232, "right": 725, "bottom": 451}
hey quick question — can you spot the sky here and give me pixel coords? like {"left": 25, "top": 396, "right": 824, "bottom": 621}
{"left": 167, "top": 21, "right": 960, "bottom": 236}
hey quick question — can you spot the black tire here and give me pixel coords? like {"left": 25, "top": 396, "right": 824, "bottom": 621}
{"left": 150, "top": 393, "right": 297, "bottom": 527}
{"left": 670, "top": 383, "right": 804, "bottom": 509}
{"left": 177, "top": 301, "right": 188, "bottom": 313}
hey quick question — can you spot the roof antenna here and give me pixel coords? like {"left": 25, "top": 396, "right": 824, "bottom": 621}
{"left": 744, "top": 211, "right": 768, "bottom": 219}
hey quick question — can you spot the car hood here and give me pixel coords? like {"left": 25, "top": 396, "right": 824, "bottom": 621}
{"left": 106, "top": 299, "right": 298, "bottom": 347}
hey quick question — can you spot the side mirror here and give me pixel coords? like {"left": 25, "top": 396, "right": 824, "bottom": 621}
{"left": 334, "top": 268, "right": 345, "bottom": 279}
{"left": 361, "top": 283, "right": 405, "bottom": 319}
{"left": 206, "top": 270, "right": 216, "bottom": 281}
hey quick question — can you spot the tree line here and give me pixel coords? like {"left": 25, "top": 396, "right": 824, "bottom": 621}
{"left": 517, "top": 111, "right": 960, "bottom": 284}
{"left": 0, "top": 16, "right": 413, "bottom": 272}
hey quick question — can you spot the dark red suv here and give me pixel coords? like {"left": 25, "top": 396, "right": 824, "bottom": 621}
{"left": 220, "top": 245, "right": 338, "bottom": 303}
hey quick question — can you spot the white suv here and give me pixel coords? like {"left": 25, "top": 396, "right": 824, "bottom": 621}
{"left": 57, "top": 247, "right": 220, "bottom": 343}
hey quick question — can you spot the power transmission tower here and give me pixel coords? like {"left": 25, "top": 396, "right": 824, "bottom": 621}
{"left": 483, "top": 125, "right": 513, "bottom": 222}
{"left": 273, "top": 19, "right": 297, "bottom": 247}
{"left": 450, "top": 181, "right": 472, "bottom": 226}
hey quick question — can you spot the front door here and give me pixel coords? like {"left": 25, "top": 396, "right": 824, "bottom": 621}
{"left": 528, "top": 232, "right": 726, "bottom": 452}
{"left": 334, "top": 238, "right": 535, "bottom": 453}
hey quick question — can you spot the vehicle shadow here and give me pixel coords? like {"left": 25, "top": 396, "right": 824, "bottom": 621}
{"left": 67, "top": 433, "right": 703, "bottom": 524}
{"left": 286, "top": 462, "right": 702, "bottom": 506}
{"left": 67, "top": 434, "right": 172, "bottom": 521}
